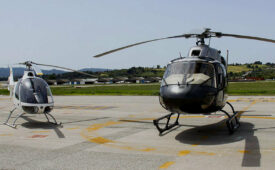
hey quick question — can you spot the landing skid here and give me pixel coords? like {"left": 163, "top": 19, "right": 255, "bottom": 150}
{"left": 153, "top": 102, "right": 240, "bottom": 135}
{"left": 153, "top": 112, "right": 180, "bottom": 135}
{"left": 3, "top": 108, "right": 25, "bottom": 128}
{"left": 44, "top": 113, "right": 62, "bottom": 127}
{"left": 221, "top": 102, "right": 240, "bottom": 134}
{"left": 3, "top": 108, "right": 62, "bottom": 128}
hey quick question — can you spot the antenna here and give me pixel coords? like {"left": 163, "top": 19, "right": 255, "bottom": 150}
{"left": 226, "top": 50, "right": 229, "bottom": 69}
{"left": 179, "top": 52, "right": 183, "bottom": 58}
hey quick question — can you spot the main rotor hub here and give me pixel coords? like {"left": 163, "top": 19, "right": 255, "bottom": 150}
{"left": 21, "top": 61, "right": 33, "bottom": 70}
{"left": 196, "top": 38, "right": 205, "bottom": 45}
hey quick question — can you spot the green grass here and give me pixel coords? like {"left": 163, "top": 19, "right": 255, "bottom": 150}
{"left": 51, "top": 84, "right": 160, "bottom": 96}
{"left": 0, "top": 89, "right": 9, "bottom": 95}
{"left": 1, "top": 81, "right": 275, "bottom": 96}
{"left": 227, "top": 81, "right": 275, "bottom": 95}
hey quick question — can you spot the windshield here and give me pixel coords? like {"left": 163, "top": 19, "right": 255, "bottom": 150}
{"left": 19, "top": 78, "right": 53, "bottom": 104}
{"left": 161, "top": 61, "right": 215, "bottom": 87}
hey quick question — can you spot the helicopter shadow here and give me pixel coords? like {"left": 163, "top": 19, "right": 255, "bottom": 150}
{"left": 21, "top": 116, "right": 65, "bottom": 138}
{"left": 20, "top": 116, "right": 110, "bottom": 139}
{"left": 61, "top": 117, "right": 109, "bottom": 125}
{"left": 175, "top": 120, "right": 261, "bottom": 167}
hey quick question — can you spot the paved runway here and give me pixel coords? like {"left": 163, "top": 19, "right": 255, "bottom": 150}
{"left": 0, "top": 96, "right": 275, "bottom": 169}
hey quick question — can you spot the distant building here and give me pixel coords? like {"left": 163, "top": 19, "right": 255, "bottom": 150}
{"left": 56, "top": 79, "right": 70, "bottom": 85}
{"left": 113, "top": 77, "right": 128, "bottom": 84}
{"left": 126, "top": 77, "right": 144, "bottom": 83}
{"left": 144, "top": 77, "right": 162, "bottom": 83}
{"left": 80, "top": 78, "right": 98, "bottom": 84}
{"left": 97, "top": 78, "right": 113, "bottom": 84}
{"left": 46, "top": 80, "right": 56, "bottom": 85}
{"left": 70, "top": 79, "right": 82, "bottom": 85}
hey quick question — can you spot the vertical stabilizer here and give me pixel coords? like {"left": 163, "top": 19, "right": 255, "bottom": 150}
{"left": 8, "top": 66, "right": 15, "bottom": 97}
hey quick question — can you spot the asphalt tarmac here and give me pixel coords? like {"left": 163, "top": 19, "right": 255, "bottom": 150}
{"left": 0, "top": 96, "right": 275, "bottom": 170}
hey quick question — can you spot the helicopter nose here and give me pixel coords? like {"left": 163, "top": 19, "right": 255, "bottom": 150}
{"left": 160, "top": 85, "right": 216, "bottom": 113}
{"left": 160, "top": 84, "right": 213, "bottom": 99}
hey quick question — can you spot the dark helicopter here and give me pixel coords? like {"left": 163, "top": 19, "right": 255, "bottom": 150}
{"left": 4, "top": 61, "right": 95, "bottom": 128}
{"left": 92, "top": 28, "right": 275, "bottom": 134}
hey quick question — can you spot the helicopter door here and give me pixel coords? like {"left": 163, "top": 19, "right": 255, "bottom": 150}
{"left": 216, "top": 64, "right": 226, "bottom": 106}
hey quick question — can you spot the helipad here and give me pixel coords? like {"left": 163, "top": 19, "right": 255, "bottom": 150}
{"left": 0, "top": 96, "right": 275, "bottom": 169}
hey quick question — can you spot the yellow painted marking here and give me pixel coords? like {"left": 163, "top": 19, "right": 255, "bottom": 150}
{"left": 104, "top": 143, "right": 157, "bottom": 152}
{"left": 178, "top": 150, "right": 191, "bottom": 156}
{"left": 88, "top": 137, "right": 115, "bottom": 144}
{"left": 31, "top": 130, "right": 50, "bottom": 133}
{"left": 239, "top": 150, "right": 250, "bottom": 154}
{"left": 136, "top": 115, "right": 275, "bottom": 121}
{"left": 228, "top": 98, "right": 275, "bottom": 103}
{"left": 120, "top": 115, "right": 206, "bottom": 122}
{"left": 141, "top": 148, "right": 156, "bottom": 152}
{"left": 0, "top": 134, "right": 13, "bottom": 136}
{"left": 81, "top": 121, "right": 120, "bottom": 145}
{"left": 81, "top": 121, "right": 157, "bottom": 153}
{"left": 237, "top": 100, "right": 257, "bottom": 116}
{"left": 180, "top": 115, "right": 205, "bottom": 118}
{"left": 159, "top": 162, "right": 175, "bottom": 169}
{"left": 195, "top": 151, "right": 216, "bottom": 156}
{"left": 86, "top": 121, "right": 121, "bottom": 132}
{"left": 178, "top": 150, "right": 215, "bottom": 156}
{"left": 94, "top": 106, "right": 108, "bottom": 110}
{"left": 241, "top": 116, "right": 275, "bottom": 120}
{"left": 120, "top": 114, "right": 275, "bottom": 125}
{"left": 227, "top": 99, "right": 236, "bottom": 102}
{"left": 115, "top": 145, "right": 134, "bottom": 150}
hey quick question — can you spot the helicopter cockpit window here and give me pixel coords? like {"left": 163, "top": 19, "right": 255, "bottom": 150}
{"left": 191, "top": 50, "right": 201, "bottom": 56}
{"left": 162, "top": 61, "right": 215, "bottom": 87}
{"left": 19, "top": 78, "right": 53, "bottom": 104}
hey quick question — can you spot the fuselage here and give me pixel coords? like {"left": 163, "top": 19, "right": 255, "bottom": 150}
{"left": 159, "top": 45, "right": 228, "bottom": 114}
{"left": 12, "top": 71, "right": 54, "bottom": 114}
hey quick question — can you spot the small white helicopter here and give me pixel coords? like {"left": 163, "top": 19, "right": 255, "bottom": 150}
{"left": 3, "top": 61, "right": 95, "bottom": 128}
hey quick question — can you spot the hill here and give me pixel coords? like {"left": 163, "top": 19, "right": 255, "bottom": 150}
{"left": 228, "top": 63, "right": 275, "bottom": 80}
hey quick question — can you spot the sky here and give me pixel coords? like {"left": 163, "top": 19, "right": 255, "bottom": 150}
{"left": 0, "top": 0, "right": 274, "bottom": 70}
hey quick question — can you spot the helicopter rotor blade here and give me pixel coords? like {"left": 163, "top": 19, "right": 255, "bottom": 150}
{"left": 30, "top": 61, "right": 96, "bottom": 78}
{"left": 92, "top": 34, "right": 192, "bottom": 58}
{"left": 92, "top": 29, "right": 275, "bottom": 58}
{"left": 214, "top": 32, "right": 275, "bottom": 43}
{"left": 32, "top": 65, "right": 44, "bottom": 76}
